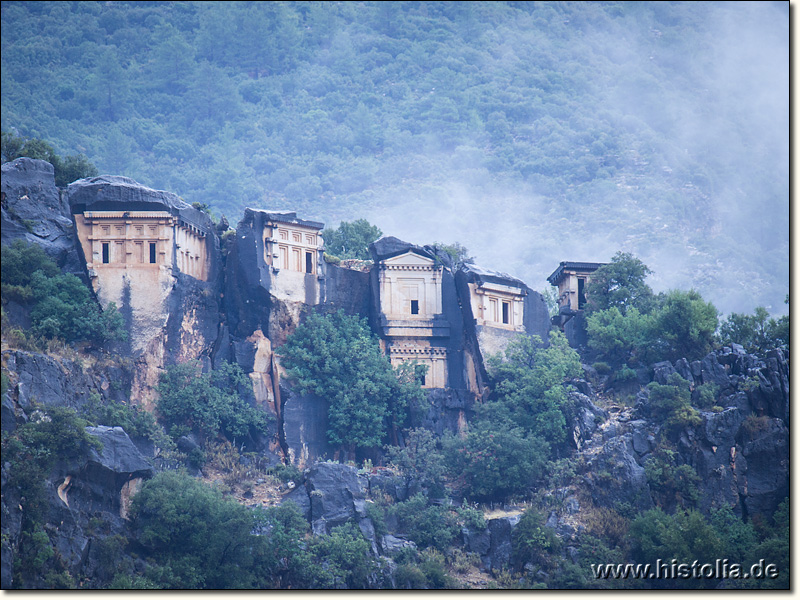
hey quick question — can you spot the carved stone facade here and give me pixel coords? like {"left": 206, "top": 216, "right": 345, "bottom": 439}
{"left": 372, "top": 240, "right": 450, "bottom": 389}
{"left": 465, "top": 272, "right": 526, "bottom": 332}
{"left": 75, "top": 211, "right": 208, "bottom": 281}
{"left": 547, "top": 261, "right": 605, "bottom": 311}
{"left": 456, "top": 263, "right": 551, "bottom": 390}
{"left": 72, "top": 198, "right": 213, "bottom": 357}
{"left": 259, "top": 211, "right": 325, "bottom": 304}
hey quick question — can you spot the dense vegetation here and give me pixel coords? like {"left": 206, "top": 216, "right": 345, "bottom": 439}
{"left": 0, "top": 1, "right": 788, "bottom": 590}
{"left": 0, "top": 1, "right": 788, "bottom": 316}
{"left": 585, "top": 253, "right": 788, "bottom": 371}
{"left": 156, "top": 360, "right": 271, "bottom": 442}
{"left": 278, "top": 309, "right": 425, "bottom": 456}
{"left": 443, "top": 331, "right": 581, "bottom": 501}
{"left": 1, "top": 241, "right": 126, "bottom": 346}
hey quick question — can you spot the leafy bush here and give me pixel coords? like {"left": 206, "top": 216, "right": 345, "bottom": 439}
{"left": 156, "top": 360, "right": 271, "bottom": 441}
{"left": 629, "top": 508, "right": 724, "bottom": 589}
{"left": 279, "top": 309, "right": 423, "bottom": 454}
{"left": 719, "top": 305, "right": 789, "bottom": 354}
{"left": 457, "top": 502, "right": 487, "bottom": 531}
{"left": 1, "top": 240, "right": 126, "bottom": 344}
{"left": 644, "top": 448, "right": 701, "bottom": 510}
{"left": 250, "top": 502, "right": 318, "bottom": 589}
{"left": 321, "top": 219, "right": 382, "bottom": 260}
{"left": 130, "top": 470, "right": 260, "bottom": 589}
{"left": 393, "top": 547, "right": 457, "bottom": 589}
{"left": 1, "top": 131, "right": 98, "bottom": 186}
{"left": 431, "top": 241, "right": 474, "bottom": 269}
{"left": 692, "top": 382, "right": 719, "bottom": 409}
{"left": 390, "top": 493, "right": 459, "bottom": 552}
{"left": 585, "top": 252, "right": 655, "bottom": 315}
{"left": 82, "top": 392, "right": 159, "bottom": 440}
{"left": 486, "top": 330, "right": 582, "bottom": 446}
{"left": 646, "top": 373, "right": 701, "bottom": 435}
{"left": 443, "top": 419, "right": 548, "bottom": 502}
{"left": 652, "top": 289, "right": 718, "bottom": 362}
{"left": 307, "top": 522, "right": 377, "bottom": 589}
{"left": 587, "top": 307, "right": 654, "bottom": 366}
{"left": 386, "top": 428, "right": 446, "bottom": 496}
{"left": 511, "top": 508, "right": 562, "bottom": 571}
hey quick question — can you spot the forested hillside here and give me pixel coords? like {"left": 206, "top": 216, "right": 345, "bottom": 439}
{"left": 0, "top": 1, "right": 788, "bottom": 315}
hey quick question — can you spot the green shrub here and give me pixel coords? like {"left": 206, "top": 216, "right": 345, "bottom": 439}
{"left": 644, "top": 448, "right": 701, "bottom": 510}
{"left": 279, "top": 309, "right": 423, "bottom": 455}
{"left": 646, "top": 373, "right": 701, "bottom": 434}
{"left": 629, "top": 508, "right": 724, "bottom": 589}
{"left": 1, "top": 240, "right": 126, "bottom": 344}
{"left": 82, "top": 392, "right": 158, "bottom": 440}
{"left": 386, "top": 427, "right": 446, "bottom": 496}
{"left": 390, "top": 493, "right": 459, "bottom": 552}
{"left": 156, "top": 360, "right": 271, "bottom": 441}
{"left": 511, "top": 508, "right": 562, "bottom": 571}
{"left": 130, "top": 470, "right": 260, "bottom": 589}
{"left": 592, "top": 362, "right": 611, "bottom": 375}
{"left": 307, "top": 522, "right": 376, "bottom": 589}
{"left": 693, "top": 382, "right": 719, "bottom": 409}
{"left": 320, "top": 219, "right": 381, "bottom": 260}
{"left": 457, "top": 502, "right": 487, "bottom": 531}
{"left": 442, "top": 419, "right": 548, "bottom": 502}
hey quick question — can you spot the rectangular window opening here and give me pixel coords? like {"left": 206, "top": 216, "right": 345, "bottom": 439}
{"left": 102, "top": 242, "right": 109, "bottom": 264}
{"left": 149, "top": 242, "right": 157, "bottom": 264}
{"left": 502, "top": 301, "right": 510, "bottom": 324}
{"left": 410, "top": 300, "right": 419, "bottom": 315}
{"left": 305, "top": 252, "right": 314, "bottom": 274}
{"left": 578, "top": 277, "right": 586, "bottom": 309}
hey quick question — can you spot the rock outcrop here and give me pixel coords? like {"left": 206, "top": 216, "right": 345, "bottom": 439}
{"left": 1, "top": 158, "right": 85, "bottom": 278}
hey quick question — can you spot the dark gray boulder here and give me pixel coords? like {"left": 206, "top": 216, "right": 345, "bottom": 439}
{"left": 65, "top": 426, "right": 154, "bottom": 517}
{"left": 462, "top": 526, "right": 491, "bottom": 558}
{"left": 485, "top": 515, "right": 521, "bottom": 572}
{"left": 569, "top": 390, "right": 607, "bottom": 450}
{"left": 585, "top": 434, "right": 653, "bottom": 512}
{"left": 282, "top": 484, "right": 312, "bottom": 521}
{"left": 280, "top": 384, "right": 335, "bottom": 466}
{"left": 739, "top": 418, "right": 789, "bottom": 518}
{"left": 652, "top": 361, "right": 677, "bottom": 384}
{"left": 1, "top": 157, "right": 84, "bottom": 277}
{"left": 703, "top": 408, "right": 745, "bottom": 447}
{"left": 86, "top": 426, "right": 154, "bottom": 476}
{"left": 380, "top": 534, "right": 416, "bottom": 556}
{"left": 6, "top": 350, "right": 97, "bottom": 410}
{"left": 305, "top": 462, "right": 368, "bottom": 534}
{"left": 700, "top": 352, "right": 732, "bottom": 392}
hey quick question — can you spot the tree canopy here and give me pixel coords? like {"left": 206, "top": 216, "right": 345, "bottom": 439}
{"left": 585, "top": 252, "right": 654, "bottom": 315}
{"left": 278, "top": 309, "right": 423, "bottom": 453}
{"left": 322, "top": 219, "right": 382, "bottom": 261}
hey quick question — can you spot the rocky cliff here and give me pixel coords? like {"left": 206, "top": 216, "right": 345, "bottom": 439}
{"left": 0, "top": 158, "right": 789, "bottom": 589}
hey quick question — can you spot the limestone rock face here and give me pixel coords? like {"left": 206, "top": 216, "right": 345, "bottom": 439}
{"left": 1, "top": 158, "right": 85, "bottom": 277}
{"left": 290, "top": 462, "right": 368, "bottom": 535}
{"left": 585, "top": 433, "right": 654, "bottom": 512}
{"left": 65, "top": 175, "right": 222, "bottom": 406}
{"left": 0, "top": 421, "right": 154, "bottom": 589}
{"left": 2, "top": 350, "right": 133, "bottom": 423}
{"left": 280, "top": 383, "right": 335, "bottom": 468}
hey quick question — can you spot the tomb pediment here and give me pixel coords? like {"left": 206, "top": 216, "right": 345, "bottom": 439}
{"left": 382, "top": 251, "right": 435, "bottom": 268}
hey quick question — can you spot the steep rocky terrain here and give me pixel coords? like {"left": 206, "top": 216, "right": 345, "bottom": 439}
{"left": 0, "top": 158, "right": 789, "bottom": 589}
